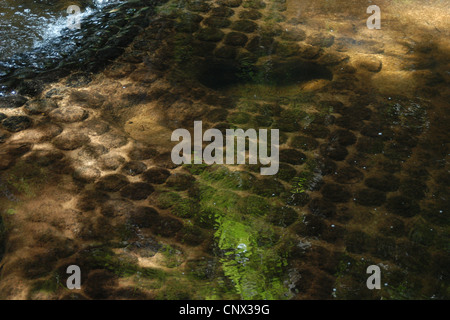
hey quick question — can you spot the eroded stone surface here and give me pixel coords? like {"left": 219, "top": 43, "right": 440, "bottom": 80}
{"left": 52, "top": 131, "right": 90, "bottom": 150}
{"left": 49, "top": 106, "right": 88, "bottom": 123}
{"left": 2, "top": 116, "right": 32, "bottom": 132}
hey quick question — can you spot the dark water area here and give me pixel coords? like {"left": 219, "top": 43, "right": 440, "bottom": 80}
{"left": 0, "top": 0, "right": 146, "bottom": 89}
{"left": 0, "top": 0, "right": 449, "bottom": 301}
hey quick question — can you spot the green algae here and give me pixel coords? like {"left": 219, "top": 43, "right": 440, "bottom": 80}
{"left": 409, "top": 218, "right": 436, "bottom": 246}
{"left": 28, "top": 275, "right": 64, "bottom": 299}
{"left": 173, "top": 162, "right": 295, "bottom": 299}
{"left": 157, "top": 191, "right": 182, "bottom": 209}
{"left": 200, "top": 166, "right": 255, "bottom": 191}
{"left": 236, "top": 57, "right": 265, "bottom": 84}
{"left": 264, "top": 10, "right": 286, "bottom": 23}
{"left": 227, "top": 112, "right": 252, "bottom": 124}
{"left": 252, "top": 177, "right": 286, "bottom": 198}
{"left": 237, "top": 195, "right": 271, "bottom": 216}
{"left": 184, "top": 162, "right": 208, "bottom": 175}
{"left": 156, "top": 277, "right": 193, "bottom": 300}
{"left": 290, "top": 176, "right": 308, "bottom": 194}
{"left": 195, "top": 206, "right": 222, "bottom": 229}
{"left": 288, "top": 166, "right": 315, "bottom": 192}
{"left": 200, "top": 178, "right": 292, "bottom": 298}
{"left": 171, "top": 34, "right": 194, "bottom": 65}
{"left": 5, "top": 208, "right": 16, "bottom": 215}
{"left": 82, "top": 247, "right": 166, "bottom": 281}
{"left": 171, "top": 197, "right": 199, "bottom": 218}
{"left": 215, "top": 224, "right": 292, "bottom": 299}
{"left": 160, "top": 244, "right": 185, "bottom": 268}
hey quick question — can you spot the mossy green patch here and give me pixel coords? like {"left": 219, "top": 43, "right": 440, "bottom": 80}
{"left": 171, "top": 197, "right": 199, "bottom": 218}
{"left": 201, "top": 165, "right": 230, "bottom": 182}
{"left": 219, "top": 171, "right": 256, "bottom": 191}
{"left": 214, "top": 212, "right": 292, "bottom": 299}
{"left": 184, "top": 162, "right": 208, "bottom": 175}
{"left": 156, "top": 0, "right": 185, "bottom": 16}
{"left": 185, "top": 258, "right": 217, "bottom": 281}
{"left": 28, "top": 276, "right": 61, "bottom": 298}
{"left": 237, "top": 195, "right": 272, "bottom": 216}
{"left": 115, "top": 223, "right": 134, "bottom": 243}
{"left": 84, "top": 247, "right": 139, "bottom": 277}
{"left": 177, "top": 225, "right": 206, "bottom": 246}
{"left": 3, "top": 160, "right": 49, "bottom": 198}
{"left": 201, "top": 166, "right": 255, "bottom": 191}
{"left": 227, "top": 112, "right": 251, "bottom": 124}
{"left": 157, "top": 191, "right": 182, "bottom": 209}
{"left": 264, "top": 10, "right": 285, "bottom": 23}
{"left": 253, "top": 114, "right": 273, "bottom": 127}
{"left": 163, "top": 163, "right": 296, "bottom": 299}
{"left": 252, "top": 177, "right": 286, "bottom": 198}
{"left": 210, "top": 189, "right": 241, "bottom": 208}
{"left": 197, "top": 183, "right": 217, "bottom": 202}
{"left": 274, "top": 108, "right": 302, "bottom": 132}
{"left": 160, "top": 245, "right": 185, "bottom": 268}
{"left": 156, "top": 278, "right": 193, "bottom": 299}
{"left": 195, "top": 205, "right": 222, "bottom": 229}
{"left": 289, "top": 170, "right": 315, "bottom": 194}
{"left": 276, "top": 41, "right": 299, "bottom": 57}
{"left": 82, "top": 247, "right": 167, "bottom": 282}
{"left": 5, "top": 208, "right": 16, "bottom": 215}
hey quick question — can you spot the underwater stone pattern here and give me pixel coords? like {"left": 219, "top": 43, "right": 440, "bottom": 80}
{"left": 0, "top": 0, "right": 448, "bottom": 300}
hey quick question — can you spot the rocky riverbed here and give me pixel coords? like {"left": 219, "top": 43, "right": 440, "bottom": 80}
{"left": 0, "top": 0, "right": 449, "bottom": 299}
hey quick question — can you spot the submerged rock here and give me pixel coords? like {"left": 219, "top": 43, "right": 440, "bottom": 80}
{"left": 120, "top": 182, "right": 154, "bottom": 200}
{"left": 0, "top": 129, "right": 10, "bottom": 143}
{"left": 196, "top": 28, "right": 225, "bottom": 42}
{"left": 252, "top": 177, "right": 285, "bottom": 197}
{"left": 329, "top": 129, "right": 356, "bottom": 146}
{"left": 99, "top": 153, "right": 125, "bottom": 171}
{"left": 267, "top": 206, "right": 298, "bottom": 227}
{"left": 151, "top": 216, "right": 183, "bottom": 237}
{"left": 129, "top": 207, "right": 159, "bottom": 228}
{"left": 166, "top": 173, "right": 196, "bottom": 191}
{"left": 211, "top": 6, "right": 235, "bottom": 17}
{"left": 231, "top": 20, "right": 258, "bottom": 33}
{"left": 52, "top": 131, "right": 90, "bottom": 150}
{"left": 333, "top": 166, "right": 364, "bottom": 184}
{"left": 121, "top": 161, "right": 147, "bottom": 176}
{"left": 308, "top": 198, "right": 336, "bottom": 218}
{"left": 355, "top": 188, "right": 386, "bottom": 207}
{"left": 279, "top": 148, "right": 307, "bottom": 165}
{"left": 321, "top": 183, "right": 351, "bottom": 203}
{"left": 218, "top": 0, "right": 242, "bottom": 8}
{"left": 290, "top": 135, "right": 319, "bottom": 151}
{"left": 73, "top": 166, "right": 101, "bottom": 182}
{"left": 239, "top": 9, "right": 262, "bottom": 20}
{"left": 95, "top": 174, "right": 130, "bottom": 192}
{"left": 386, "top": 195, "right": 421, "bottom": 217}
{"left": 320, "top": 142, "right": 348, "bottom": 161}
{"left": 224, "top": 32, "right": 249, "bottom": 46}
{"left": 2, "top": 116, "right": 32, "bottom": 132}
{"left": 143, "top": 167, "right": 171, "bottom": 184}
{"left": 49, "top": 106, "right": 89, "bottom": 123}
{"left": 0, "top": 95, "right": 28, "bottom": 109}
{"left": 364, "top": 174, "right": 400, "bottom": 192}
{"left": 24, "top": 99, "right": 58, "bottom": 115}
